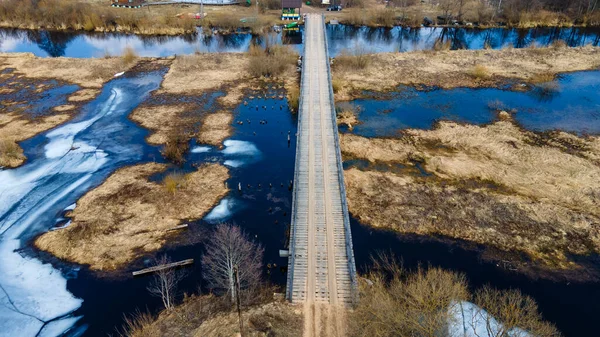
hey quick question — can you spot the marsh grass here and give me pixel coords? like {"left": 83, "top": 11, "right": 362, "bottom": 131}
{"left": 530, "top": 72, "right": 555, "bottom": 83}
{"left": 163, "top": 172, "right": 187, "bottom": 194}
{"left": 121, "top": 47, "right": 138, "bottom": 66}
{"left": 331, "top": 78, "right": 344, "bottom": 93}
{"left": 469, "top": 64, "right": 490, "bottom": 79}
{"left": 0, "top": 138, "right": 23, "bottom": 167}
{"left": 341, "top": 119, "right": 600, "bottom": 269}
{"left": 248, "top": 44, "right": 297, "bottom": 78}
{"left": 287, "top": 86, "right": 300, "bottom": 113}
{"left": 162, "top": 132, "right": 190, "bottom": 164}
{"left": 35, "top": 163, "right": 230, "bottom": 271}
{"left": 350, "top": 258, "right": 560, "bottom": 337}
{"left": 334, "top": 47, "right": 372, "bottom": 71}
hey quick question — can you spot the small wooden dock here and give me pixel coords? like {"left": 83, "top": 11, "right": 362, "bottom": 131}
{"left": 132, "top": 259, "right": 194, "bottom": 276}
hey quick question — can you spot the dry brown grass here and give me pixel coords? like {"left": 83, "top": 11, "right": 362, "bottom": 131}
{"left": 336, "top": 102, "right": 361, "bottom": 130}
{"left": 469, "top": 64, "right": 491, "bottom": 79}
{"left": 331, "top": 46, "right": 600, "bottom": 100}
{"left": 197, "top": 112, "right": 233, "bottom": 147}
{"left": 342, "top": 118, "right": 600, "bottom": 270}
{"left": 162, "top": 132, "right": 190, "bottom": 165}
{"left": 350, "top": 265, "right": 468, "bottom": 337}
{"left": 119, "top": 289, "right": 301, "bottom": 337}
{"left": 130, "top": 105, "right": 189, "bottom": 145}
{"left": 121, "top": 47, "right": 138, "bottom": 66}
{"left": 0, "top": 112, "right": 71, "bottom": 168}
{"left": 350, "top": 260, "right": 560, "bottom": 337}
{"left": 248, "top": 44, "right": 297, "bottom": 78}
{"left": 35, "top": 163, "right": 229, "bottom": 271}
{"left": 287, "top": 85, "right": 300, "bottom": 113}
{"left": 160, "top": 54, "right": 249, "bottom": 95}
{"left": 0, "top": 53, "right": 137, "bottom": 89}
{"left": 0, "top": 137, "right": 24, "bottom": 168}
{"left": 530, "top": 72, "right": 555, "bottom": 83}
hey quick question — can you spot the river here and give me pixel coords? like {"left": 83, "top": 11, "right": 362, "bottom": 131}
{"left": 0, "top": 25, "right": 598, "bottom": 57}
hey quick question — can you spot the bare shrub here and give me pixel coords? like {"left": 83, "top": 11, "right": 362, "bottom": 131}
{"left": 287, "top": 86, "right": 300, "bottom": 113}
{"left": 0, "top": 138, "right": 23, "bottom": 167}
{"left": 433, "top": 39, "right": 452, "bottom": 51}
{"left": 551, "top": 40, "right": 568, "bottom": 49}
{"left": 331, "top": 78, "right": 344, "bottom": 93}
{"left": 334, "top": 47, "right": 372, "bottom": 71}
{"left": 370, "top": 9, "right": 396, "bottom": 27}
{"left": 162, "top": 172, "right": 187, "bottom": 194}
{"left": 202, "top": 224, "right": 264, "bottom": 303}
{"left": 147, "top": 255, "right": 186, "bottom": 310}
{"left": 470, "top": 64, "right": 490, "bottom": 79}
{"left": 118, "top": 311, "right": 159, "bottom": 337}
{"left": 162, "top": 132, "right": 189, "bottom": 164}
{"left": 472, "top": 286, "right": 561, "bottom": 337}
{"left": 122, "top": 46, "right": 138, "bottom": 66}
{"left": 530, "top": 72, "right": 555, "bottom": 83}
{"left": 349, "top": 261, "right": 468, "bottom": 337}
{"left": 248, "top": 43, "right": 297, "bottom": 78}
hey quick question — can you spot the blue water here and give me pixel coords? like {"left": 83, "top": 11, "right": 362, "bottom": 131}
{"left": 1, "top": 25, "right": 598, "bottom": 58}
{"left": 343, "top": 70, "right": 600, "bottom": 137}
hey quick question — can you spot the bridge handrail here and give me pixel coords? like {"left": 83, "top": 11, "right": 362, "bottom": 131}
{"left": 321, "top": 14, "right": 359, "bottom": 305}
{"left": 285, "top": 19, "right": 307, "bottom": 301}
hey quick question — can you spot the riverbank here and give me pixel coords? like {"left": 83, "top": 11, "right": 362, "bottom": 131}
{"left": 0, "top": 0, "right": 293, "bottom": 36}
{"left": 34, "top": 163, "right": 229, "bottom": 271}
{"left": 332, "top": 45, "right": 600, "bottom": 100}
{"left": 0, "top": 53, "right": 138, "bottom": 168}
{"left": 341, "top": 114, "right": 600, "bottom": 278}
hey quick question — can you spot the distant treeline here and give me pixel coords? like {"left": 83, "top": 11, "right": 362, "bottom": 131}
{"left": 0, "top": 0, "right": 197, "bottom": 35}
{"left": 389, "top": 0, "right": 600, "bottom": 27}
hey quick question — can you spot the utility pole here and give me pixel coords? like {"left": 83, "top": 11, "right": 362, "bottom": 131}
{"left": 233, "top": 265, "right": 244, "bottom": 337}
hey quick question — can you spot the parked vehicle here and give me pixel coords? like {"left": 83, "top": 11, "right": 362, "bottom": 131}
{"left": 327, "top": 5, "right": 342, "bottom": 11}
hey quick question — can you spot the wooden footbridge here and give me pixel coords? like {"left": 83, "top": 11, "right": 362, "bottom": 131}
{"left": 286, "top": 14, "right": 358, "bottom": 309}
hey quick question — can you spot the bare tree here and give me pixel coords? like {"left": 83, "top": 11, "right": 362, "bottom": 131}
{"left": 202, "top": 224, "right": 264, "bottom": 304}
{"left": 469, "top": 286, "right": 561, "bottom": 337}
{"left": 147, "top": 255, "right": 185, "bottom": 310}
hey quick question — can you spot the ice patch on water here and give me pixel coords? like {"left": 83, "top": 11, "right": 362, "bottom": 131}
{"left": 448, "top": 301, "right": 532, "bottom": 337}
{"left": 39, "top": 316, "right": 83, "bottom": 337}
{"left": 50, "top": 220, "right": 71, "bottom": 231}
{"left": 0, "top": 239, "right": 82, "bottom": 334}
{"left": 204, "top": 198, "right": 235, "bottom": 223}
{"left": 221, "top": 140, "right": 260, "bottom": 156}
{"left": 224, "top": 160, "right": 244, "bottom": 168}
{"left": 191, "top": 146, "right": 211, "bottom": 153}
{"left": 45, "top": 89, "right": 121, "bottom": 159}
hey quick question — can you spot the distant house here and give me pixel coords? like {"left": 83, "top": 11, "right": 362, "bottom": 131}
{"left": 111, "top": 0, "right": 146, "bottom": 8}
{"left": 281, "top": 0, "right": 302, "bottom": 20}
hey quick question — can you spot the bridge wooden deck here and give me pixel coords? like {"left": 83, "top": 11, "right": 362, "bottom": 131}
{"left": 286, "top": 14, "right": 357, "bottom": 308}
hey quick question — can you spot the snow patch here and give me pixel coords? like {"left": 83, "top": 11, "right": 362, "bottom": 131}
{"left": 191, "top": 146, "right": 211, "bottom": 154}
{"left": 204, "top": 198, "right": 235, "bottom": 223}
{"left": 221, "top": 140, "right": 260, "bottom": 156}
{"left": 114, "top": 71, "right": 125, "bottom": 77}
{"left": 448, "top": 301, "right": 532, "bottom": 337}
{"left": 223, "top": 160, "right": 245, "bottom": 168}
{"left": 64, "top": 203, "right": 77, "bottom": 211}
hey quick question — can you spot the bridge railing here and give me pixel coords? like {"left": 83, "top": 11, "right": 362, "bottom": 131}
{"left": 321, "top": 14, "right": 359, "bottom": 305}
